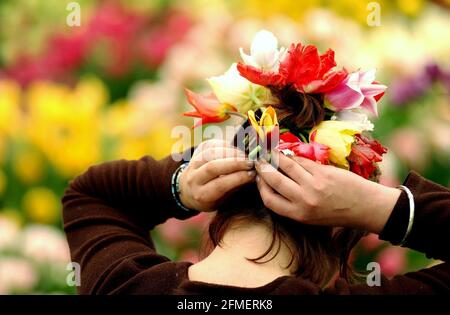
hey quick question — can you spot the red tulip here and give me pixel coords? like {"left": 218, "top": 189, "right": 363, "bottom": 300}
{"left": 237, "top": 43, "right": 347, "bottom": 94}
{"left": 277, "top": 132, "right": 330, "bottom": 164}
{"left": 347, "top": 134, "right": 387, "bottom": 179}
{"left": 183, "top": 89, "right": 237, "bottom": 128}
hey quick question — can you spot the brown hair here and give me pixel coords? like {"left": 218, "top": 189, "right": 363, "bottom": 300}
{"left": 202, "top": 184, "right": 366, "bottom": 288}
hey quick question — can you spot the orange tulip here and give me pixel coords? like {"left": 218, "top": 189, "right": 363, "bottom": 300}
{"left": 183, "top": 89, "right": 236, "bottom": 128}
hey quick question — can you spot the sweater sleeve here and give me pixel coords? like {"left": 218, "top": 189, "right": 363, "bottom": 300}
{"left": 61, "top": 152, "right": 198, "bottom": 294}
{"left": 326, "top": 171, "right": 450, "bottom": 295}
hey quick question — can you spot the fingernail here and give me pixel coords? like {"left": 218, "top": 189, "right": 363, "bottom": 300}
{"left": 255, "top": 175, "right": 260, "bottom": 182}
{"left": 248, "top": 170, "right": 256, "bottom": 177}
{"left": 247, "top": 160, "right": 254, "bottom": 168}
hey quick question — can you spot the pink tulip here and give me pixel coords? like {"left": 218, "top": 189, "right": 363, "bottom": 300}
{"left": 157, "top": 219, "right": 189, "bottom": 247}
{"left": 179, "top": 249, "right": 200, "bottom": 264}
{"left": 184, "top": 212, "right": 213, "bottom": 230}
{"left": 324, "top": 69, "right": 387, "bottom": 116}
{"left": 377, "top": 246, "right": 406, "bottom": 278}
{"left": 359, "top": 233, "right": 384, "bottom": 252}
{"left": 277, "top": 132, "right": 330, "bottom": 164}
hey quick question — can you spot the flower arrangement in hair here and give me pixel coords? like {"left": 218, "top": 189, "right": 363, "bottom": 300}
{"left": 183, "top": 30, "right": 387, "bottom": 180}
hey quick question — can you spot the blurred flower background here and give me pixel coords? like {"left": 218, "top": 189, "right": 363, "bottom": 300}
{"left": 0, "top": 0, "right": 449, "bottom": 294}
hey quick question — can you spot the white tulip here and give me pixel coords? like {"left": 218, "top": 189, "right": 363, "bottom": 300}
{"left": 206, "top": 63, "right": 275, "bottom": 113}
{"left": 331, "top": 109, "right": 374, "bottom": 131}
{"left": 239, "top": 29, "right": 285, "bottom": 71}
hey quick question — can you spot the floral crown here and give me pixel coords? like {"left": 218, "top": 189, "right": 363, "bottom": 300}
{"left": 183, "top": 30, "right": 388, "bottom": 180}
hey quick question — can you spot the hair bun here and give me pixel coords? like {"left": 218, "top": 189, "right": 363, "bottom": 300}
{"left": 274, "top": 87, "right": 325, "bottom": 129}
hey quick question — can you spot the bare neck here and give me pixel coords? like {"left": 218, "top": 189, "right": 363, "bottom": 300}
{"left": 188, "top": 222, "right": 296, "bottom": 288}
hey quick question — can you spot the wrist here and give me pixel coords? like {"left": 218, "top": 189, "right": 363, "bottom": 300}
{"left": 172, "top": 162, "right": 197, "bottom": 213}
{"left": 178, "top": 170, "right": 194, "bottom": 210}
{"left": 356, "top": 181, "right": 401, "bottom": 234}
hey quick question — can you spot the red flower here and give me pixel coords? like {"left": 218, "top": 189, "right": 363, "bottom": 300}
{"left": 277, "top": 132, "right": 330, "bottom": 164}
{"left": 237, "top": 43, "right": 347, "bottom": 94}
{"left": 347, "top": 134, "right": 387, "bottom": 179}
{"left": 183, "top": 89, "right": 236, "bottom": 128}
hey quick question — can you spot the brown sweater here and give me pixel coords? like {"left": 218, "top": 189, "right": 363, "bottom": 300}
{"left": 62, "top": 154, "right": 450, "bottom": 295}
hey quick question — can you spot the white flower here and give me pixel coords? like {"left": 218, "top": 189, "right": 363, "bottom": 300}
{"left": 206, "top": 63, "right": 276, "bottom": 113}
{"left": 239, "top": 29, "right": 286, "bottom": 71}
{"left": 331, "top": 109, "right": 374, "bottom": 131}
{"left": 0, "top": 257, "right": 37, "bottom": 294}
{"left": 0, "top": 216, "right": 19, "bottom": 251}
{"left": 20, "top": 225, "right": 71, "bottom": 264}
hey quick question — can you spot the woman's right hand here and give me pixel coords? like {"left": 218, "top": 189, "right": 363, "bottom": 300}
{"left": 255, "top": 150, "right": 401, "bottom": 234}
{"left": 179, "top": 139, "right": 256, "bottom": 212}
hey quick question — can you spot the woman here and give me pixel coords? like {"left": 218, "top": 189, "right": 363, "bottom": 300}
{"left": 62, "top": 139, "right": 449, "bottom": 294}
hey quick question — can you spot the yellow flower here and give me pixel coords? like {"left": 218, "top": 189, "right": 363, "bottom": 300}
{"left": 0, "top": 80, "right": 22, "bottom": 136}
{"left": 311, "top": 120, "right": 362, "bottom": 168}
{"left": 248, "top": 106, "right": 278, "bottom": 143}
{"left": 13, "top": 149, "right": 44, "bottom": 184}
{"left": 104, "top": 101, "right": 176, "bottom": 160}
{"left": 25, "top": 78, "right": 105, "bottom": 177}
{"left": 396, "top": 0, "right": 424, "bottom": 17}
{"left": 22, "top": 187, "right": 60, "bottom": 225}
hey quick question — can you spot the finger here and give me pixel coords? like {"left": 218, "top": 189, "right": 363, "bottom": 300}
{"left": 256, "top": 176, "right": 294, "bottom": 218}
{"left": 190, "top": 147, "right": 246, "bottom": 168}
{"left": 201, "top": 170, "right": 256, "bottom": 200}
{"left": 274, "top": 151, "right": 313, "bottom": 184}
{"left": 255, "top": 160, "right": 300, "bottom": 201}
{"left": 291, "top": 156, "right": 319, "bottom": 174}
{"left": 192, "top": 139, "right": 234, "bottom": 158}
{"left": 195, "top": 158, "right": 254, "bottom": 184}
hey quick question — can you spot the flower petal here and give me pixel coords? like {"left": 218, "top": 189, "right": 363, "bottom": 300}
{"left": 360, "top": 96, "right": 379, "bottom": 116}
{"left": 279, "top": 43, "right": 320, "bottom": 89}
{"left": 318, "top": 49, "right": 337, "bottom": 78}
{"left": 237, "top": 63, "right": 283, "bottom": 87}
{"left": 184, "top": 89, "right": 223, "bottom": 116}
{"left": 324, "top": 80, "right": 364, "bottom": 111}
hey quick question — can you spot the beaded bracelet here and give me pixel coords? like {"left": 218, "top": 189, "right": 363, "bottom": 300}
{"left": 171, "top": 162, "right": 195, "bottom": 213}
{"left": 397, "top": 185, "right": 415, "bottom": 246}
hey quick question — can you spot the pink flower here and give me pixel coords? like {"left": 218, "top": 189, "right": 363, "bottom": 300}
{"left": 21, "top": 225, "right": 71, "bottom": 264}
{"left": 0, "top": 257, "right": 38, "bottom": 294}
{"left": 157, "top": 218, "right": 189, "bottom": 247}
{"left": 179, "top": 249, "right": 200, "bottom": 264}
{"left": 277, "top": 132, "right": 330, "bottom": 164}
{"left": 359, "top": 233, "right": 384, "bottom": 252}
{"left": 377, "top": 246, "right": 407, "bottom": 278}
{"left": 324, "top": 69, "right": 387, "bottom": 116}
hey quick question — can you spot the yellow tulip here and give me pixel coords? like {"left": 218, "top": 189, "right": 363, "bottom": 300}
{"left": 248, "top": 106, "right": 278, "bottom": 143}
{"left": 311, "top": 120, "right": 362, "bottom": 168}
{"left": 13, "top": 150, "right": 44, "bottom": 184}
{"left": 0, "top": 80, "right": 22, "bottom": 136}
{"left": 22, "top": 187, "right": 60, "bottom": 225}
{"left": 25, "top": 79, "right": 102, "bottom": 177}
